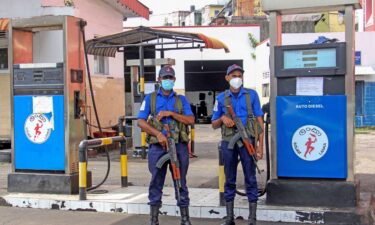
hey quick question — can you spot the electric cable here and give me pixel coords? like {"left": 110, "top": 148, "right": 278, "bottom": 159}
{"left": 84, "top": 119, "right": 118, "bottom": 130}
{"left": 79, "top": 20, "right": 111, "bottom": 191}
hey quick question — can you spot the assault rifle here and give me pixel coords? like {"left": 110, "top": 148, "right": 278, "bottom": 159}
{"left": 227, "top": 105, "right": 261, "bottom": 174}
{"left": 155, "top": 124, "right": 182, "bottom": 202}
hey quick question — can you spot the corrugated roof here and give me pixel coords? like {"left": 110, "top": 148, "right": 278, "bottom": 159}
{"left": 86, "top": 26, "right": 230, "bottom": 57}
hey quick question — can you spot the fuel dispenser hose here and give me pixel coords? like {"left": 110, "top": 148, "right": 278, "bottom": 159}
{"left": 235, "top": 111, "right": 270, "bottom": 197}
{"left": 79, "top": 20, "right": 111, "bottom": 191}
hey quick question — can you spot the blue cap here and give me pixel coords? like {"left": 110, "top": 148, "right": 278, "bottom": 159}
{"left": 226, "top": 64, "right": 244, "bottom": 75}
{"left": 159, "top": 65, "right": 175, "bottom": 77}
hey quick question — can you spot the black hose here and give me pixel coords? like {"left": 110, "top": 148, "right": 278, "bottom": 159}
{"left": 79, "top": 20, "right": 111, "bottom": 191}
{"left": 84, "top": 119, "right": 117, "bottom": 130}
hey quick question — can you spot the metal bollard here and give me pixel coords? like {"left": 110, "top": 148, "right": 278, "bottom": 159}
{"left": 118, "top": 118, "right": 128, "bottom": 187}
{"left": 141, "top": 131, "right": 147, "bottom": 159}
{"left": 79, "top": 142, "right": 88, "bottom": 200}
{"left": 218, "top": 141, "right": 225, "bottom": 206}
{"left": 190, "top": 124, "right": 196, "bottom": 157}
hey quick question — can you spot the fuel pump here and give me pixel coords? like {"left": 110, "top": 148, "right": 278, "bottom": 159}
{"left": 262, "top": 0, "right": 361, "bottom": 207}
{"left": 8, "top": 16, "right": 90, "bottom": 194}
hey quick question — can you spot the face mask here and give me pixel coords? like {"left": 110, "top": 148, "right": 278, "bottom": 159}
{"left": 161, "top": 79, "right": 175, "bottom": 91}
{"left": 229, "top": 77, "right": 243, "bottom": 89}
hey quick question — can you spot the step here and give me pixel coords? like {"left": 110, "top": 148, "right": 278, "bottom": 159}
{"left": 0, "top": 186, "right": 364, "bottom": 224}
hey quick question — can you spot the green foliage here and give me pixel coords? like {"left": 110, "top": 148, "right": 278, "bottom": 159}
{"left": 248, "top": 33, "right": 259, "bottom": 60}
{"left": 355, "top": 127, "right": 375, "bottom": 134}
{"left": 248, "top": 33, "right": 259, "bottom": 49}
{"left": 251, "top": 53, "right": 256, "bottom": 60}
{"left": 64, "top": 0, "right": 74, "bottom": 7}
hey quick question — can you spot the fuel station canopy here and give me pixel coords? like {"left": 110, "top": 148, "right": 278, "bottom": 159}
{"left": 85, "top": 26, "right": 230, "bottom": 57}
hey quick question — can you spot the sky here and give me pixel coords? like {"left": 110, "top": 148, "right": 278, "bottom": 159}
{"left": 125, "top": 0, "right": 229, "bottom": 27}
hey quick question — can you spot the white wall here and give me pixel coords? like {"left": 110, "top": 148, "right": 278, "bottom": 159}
{"left": 185, "top": 12, "right": 196, "bottom": 26}
{"left": 255, "top": 40, "right": 270, "bottom": 104}
{"left": 0, "top": 0, "right": 74, "bottom": 18}
{"left": 153, "top": 26, "right": 260, "bottom": 90}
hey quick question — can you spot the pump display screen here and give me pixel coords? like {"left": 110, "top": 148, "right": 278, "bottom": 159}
{"left": 284, "top": 48, "right": 337, "bottom": 69}
{"left": 275, "top": 43, "right": 346, "bottom": 77}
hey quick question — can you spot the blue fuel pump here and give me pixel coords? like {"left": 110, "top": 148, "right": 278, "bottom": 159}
{"left": 8, "top": 16, "right": 89, "bottom": 194}
{"left": 262, "top": 0, "right": 361, "bottom": 208}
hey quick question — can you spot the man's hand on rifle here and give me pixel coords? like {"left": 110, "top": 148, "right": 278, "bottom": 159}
{"left": 221, "top": 115, "right": 235, "bottom": 128}
{"left": 256, "top": 144, "right": 263, "bottom": 160}
{"left": 157, "top": 132, "right": 168, "bottom": 150}
{"left": 156, "top": 111, "right": 173, "bottom": 121}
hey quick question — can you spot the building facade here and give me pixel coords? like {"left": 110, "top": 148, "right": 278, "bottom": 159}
{"left": 201, "top": 5, "right": 224, "bottom": 25}
{"left": 0, "top": 0, "right": 149, "bottom": 141}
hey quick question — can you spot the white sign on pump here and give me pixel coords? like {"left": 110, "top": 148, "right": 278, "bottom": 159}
{"left": 296, "top": 77, "right": 324, "bottom": 96}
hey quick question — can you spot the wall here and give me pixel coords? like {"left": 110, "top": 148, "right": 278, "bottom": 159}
{"left": 0, "top": 0, "right": 74, "bottom": 18}
{"left": 202, "top": 5, "right": 223, "bottom": 25}
{"left": 73, "top": 0, "right": 124, "bottom": 79}
{"left": 73, "top": 0, "right": 125, "bottom": 130}
{"left": 230, "top": 16, "right": 316, "bottom": 42}
{"left": 185, "top": 11, "right": 202, "bottom": 26}
{"left": 235, "top": 0, "right": 253, "bottom": 17}
{"left": 41, "top": 0, "right": 65, "bottom": 6}
{"left": 356, "top": 74, "right": 375, "bottom": 127}
{"left": 315, "top": 12, "right": 345, "bottom": 33}
{"left": 155, "top": 25, "right": 260, "bottom": 91}
{"left": 254, "top": 39, "right": 270, "bottom": 105}
{"left": 86, "top": 76, "right": 125, "bottom": 132}
{"left": 0, "top": 75, "right": 10, "bottom": 138}
{"left": 356, "top": 82, "right": 375, "bottom": 126}
{"left": 0, "top": 0, "right": 124, "bottom": 78}
{"left": 167, "top": 11, "right": 190, "bottom": 26}
{"left": 1, "top": 0, "right": 126, "bottom": 134}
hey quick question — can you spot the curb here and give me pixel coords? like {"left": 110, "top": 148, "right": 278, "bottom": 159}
{"left": 1, "top": 195, "right": 361, "bottom": 224}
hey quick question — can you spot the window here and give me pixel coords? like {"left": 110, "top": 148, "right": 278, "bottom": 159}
{"left": 0, "top": 48, "right": 8, "bottom": 70}
{"left": 262, "top": 83, "right": 270, "bottom": 97}
{"left": 94, "top": 55, "right": 109, "bottom": 75}
{"left": 214, "top": 10, "right": 220, "bottom": 16}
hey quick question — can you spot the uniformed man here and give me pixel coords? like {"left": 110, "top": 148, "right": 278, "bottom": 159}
{"left": 211, "top": 64, "right": 264, "bottom": 225}
{"left": 137, "top": 65, "right": 194, "bottom": 225}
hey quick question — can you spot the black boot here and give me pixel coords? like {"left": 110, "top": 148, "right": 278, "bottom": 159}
{"left": 248, "top": 202, "right": 257, "bottom": 225}
{"left": 221, "top": 201, "right": 235, "bottom": 225}
{"left": 180, "top": 206, "right": 192, "bottom": 225}
{"left": 149, "top": 205, "right": 159, "bottom": 225}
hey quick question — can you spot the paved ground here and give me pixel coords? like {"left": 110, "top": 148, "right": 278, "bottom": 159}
{"left": 0, "top": 206, "right": 301, "bottom": 225}
{"left": 86, "top": 124, "right": 268, "bottom": 191}
{"left": 1, "top": 125, "right": 375, "bottom": 225}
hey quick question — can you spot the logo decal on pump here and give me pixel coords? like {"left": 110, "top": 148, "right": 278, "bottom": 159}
{"left": 292, "top": 125, "right": 329, "bottom": 161}
{"left": 24, "top": 113, "right": 51, "bottom": 144}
